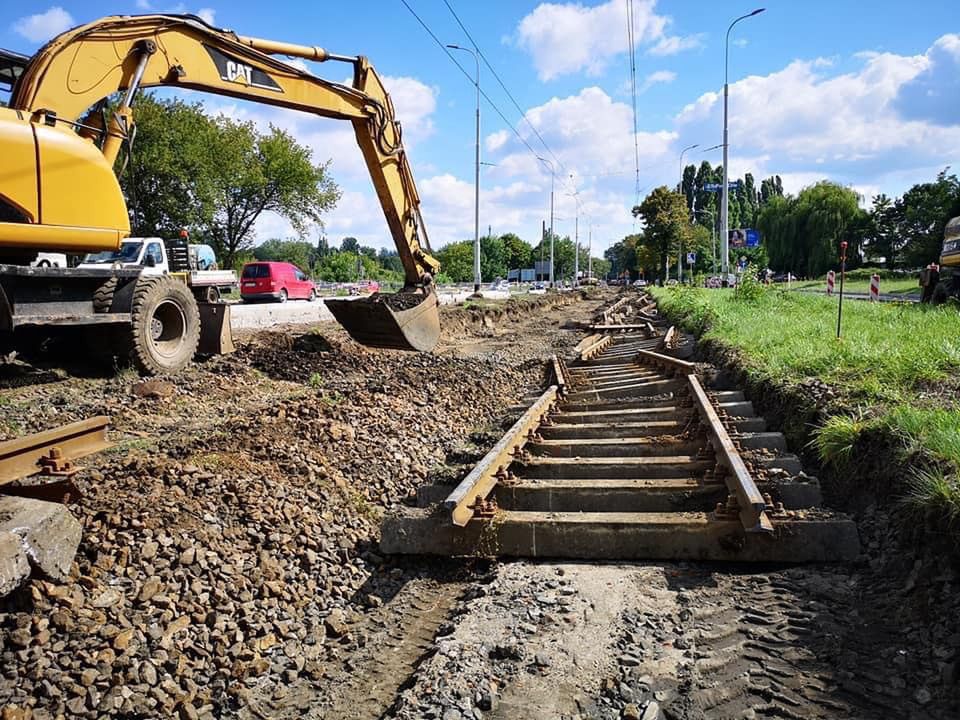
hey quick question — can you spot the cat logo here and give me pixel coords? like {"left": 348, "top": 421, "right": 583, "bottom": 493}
{"left": 225, "top": 60, "right": 253, "bottom": 85}
{"left": 204, "top": 45, "right": 283, "bottom": 92}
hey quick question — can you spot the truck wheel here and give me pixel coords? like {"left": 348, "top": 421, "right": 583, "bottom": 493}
{"left": 93, "top": 277, "right": 118, "bottom": 313}
{"left": 204, "top": 286, "right": 220, "bottom": 303}
{"left": 129, "top": 276, "right": 200, "bottom": 375}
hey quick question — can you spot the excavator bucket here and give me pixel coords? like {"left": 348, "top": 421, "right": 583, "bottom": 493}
{"left": 325, "top": 290, "right": 440, "bottom": 352}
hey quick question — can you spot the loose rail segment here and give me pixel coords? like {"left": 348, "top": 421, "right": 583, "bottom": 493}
{"left": 0, "top": 416, "right": 112, "bottom": 485}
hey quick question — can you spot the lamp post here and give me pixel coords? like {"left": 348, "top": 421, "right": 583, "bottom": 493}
{"left": 721, "top": 8, "right": 765, "bottom": 282}
{"left": 447, "top": 43, "right": 481, "bottom": 293}
{"left": 537, "top": 156, "right": 556, "bottom": 288}
{"left": 678, "top": 143, "right": 699, "bottom": 283}
{"left": 568, "top": 181, "right": 580, "bottom": 287}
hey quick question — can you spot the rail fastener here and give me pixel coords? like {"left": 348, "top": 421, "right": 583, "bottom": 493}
{"left": 0, "top": 416, "right": 113, "bottom": 488}
{"left": 444, "top": 386, "right": 559, "bottom": 526}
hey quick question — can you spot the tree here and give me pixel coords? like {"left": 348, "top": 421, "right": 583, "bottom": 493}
{"left": 893, "top": 170, "right": 960, "bottom": 267}
{"left": 317, "top": 251, "right": 359, "bottom": 282}
{"left": 253, "top": 239, "right": 315, "bottom": 271}
{"left": 120, "top": 94, "right": 340, "bottom": 268}
{"left": 637, "top": 187, "right": 694, "bottom": 282}
{"left": 435, "top": 241, "right": 474, "bottom": 283}
{"left": 340, "top": 237, "right": 359, "bottom": 254}
{"left": 500, "top": 233, "right": 533, "bottom": 270}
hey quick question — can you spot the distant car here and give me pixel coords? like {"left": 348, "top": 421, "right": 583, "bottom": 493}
{"left": 533, "top": 282, "right": 546, "bottom": 290}
{"left": 240, "top": 261, "right": 317, "bottom": 303}
{"left": 632, "top": 279, "right": 647, "bottom": 287}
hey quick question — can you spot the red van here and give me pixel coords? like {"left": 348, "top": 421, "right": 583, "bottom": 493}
{"left": 240, "top": 262, "right": 317, "bottom": 303}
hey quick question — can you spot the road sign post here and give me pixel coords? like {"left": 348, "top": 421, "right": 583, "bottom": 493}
{"left": 870, "top": 274, "right": 880, "bottom": 301}
{"left": 826, "top": 270, "right": 835, "bottom": 296}
{"left": 836, "top": 242, "right": 847, "bottom": 340}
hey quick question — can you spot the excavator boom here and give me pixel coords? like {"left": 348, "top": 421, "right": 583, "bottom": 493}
{"left": 2, "top": 13, "right": 441, "bottom": 352}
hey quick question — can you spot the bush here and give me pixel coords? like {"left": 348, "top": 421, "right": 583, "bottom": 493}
{"left": 733, "top": 265, "right": 765, "bottom": 303}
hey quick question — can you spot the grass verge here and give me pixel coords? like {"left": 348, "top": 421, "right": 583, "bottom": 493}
{"left": 652, "top": 284, "right": 960, "bottom": 531}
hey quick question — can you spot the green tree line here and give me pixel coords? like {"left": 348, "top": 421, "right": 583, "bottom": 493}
{"left": 607, "top": 165, "right": 960, "bottom": 282}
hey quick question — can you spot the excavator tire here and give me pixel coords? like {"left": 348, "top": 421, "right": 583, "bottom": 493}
{"left": 93, "top": 277, "right": 118, "bottom": 313}
{"left": 128, "top": 276, "right": 200, "bottom": 375}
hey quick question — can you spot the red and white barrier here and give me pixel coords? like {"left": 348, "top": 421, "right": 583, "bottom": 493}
{"left": 826, "top": 270, "right": 835, "bottom": 296}
{"left": 870, "top": 274, "right": 880, "bottom": 301}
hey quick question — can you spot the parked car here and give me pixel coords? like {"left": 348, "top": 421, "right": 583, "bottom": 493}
{"left": 348, "top": 280, "right": 380, "bottom": 295}
{"left": 240, "top": 261, "right": 316, "bottom": 303}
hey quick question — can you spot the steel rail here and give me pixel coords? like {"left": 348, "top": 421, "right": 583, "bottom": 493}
{"left": 686, "top": 375, "right": 772, "bottom": 533}
{"left": 580, "top": 335, "right": 613, "bottom": 360}
{"left": 444, "top": 386, "right": 559, "bottom": 526}
{"left": 635, "top": 348, "right": 696, "bottom": 375}
{"left": 551, "top": 354, "right": 569, "bottom": 395}
{"left": 0, "top": 416, "right": 112, "bottom": 485}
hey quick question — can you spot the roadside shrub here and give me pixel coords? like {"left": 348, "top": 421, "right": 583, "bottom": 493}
{"left": 733, "top": 265, "right": 765, "bottom": 303}
{"left": 811, "top": 413, "right": 865, "bottom": 468}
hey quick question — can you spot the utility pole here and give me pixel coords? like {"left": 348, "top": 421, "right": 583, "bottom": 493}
{"left": 588, "top": 225, "right": 592, "bottom": 280}
{"left": 447, "top": 43, "right": 481, "bottom": 293}
{"left": 537, "top": 157, "right": 556, "bottom": 288}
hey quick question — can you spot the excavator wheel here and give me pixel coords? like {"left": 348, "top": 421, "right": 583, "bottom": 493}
{"left": 128, "top": 276, "right": 200, "bottom": 375}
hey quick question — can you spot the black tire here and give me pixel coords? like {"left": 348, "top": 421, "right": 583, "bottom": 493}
{"left": 93, "top": 277, "right": 118, "bottom": 313}
{"left": 204, "top": 286, "right": 220, "bottom": 303}
{"left": 932, "top": 282, "right": 949, "bottom": 305}
{"left": 278, "top": 288, "right": 288, "bottom": 303}
{"left": 308, "top": 288, "right": 317, "bottom": 302}
{"left": 128, "top": 276, "right": 200, "bottom": 375}
{"left": 37, "top": 260, "right": 50, "bottom": 268}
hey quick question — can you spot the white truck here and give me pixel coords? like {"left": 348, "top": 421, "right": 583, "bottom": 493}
{"left": 79, "top": 237, "right": 237, "bottom": 303}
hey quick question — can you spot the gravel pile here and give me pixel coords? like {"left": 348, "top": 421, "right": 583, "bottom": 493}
{"left": 0, "top": 297, "right": 586, "bottom": 718}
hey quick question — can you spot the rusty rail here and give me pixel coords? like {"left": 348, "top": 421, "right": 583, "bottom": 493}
{"left": 445, "top": 386, "right": 558, "bottom": 526}
{"left": 551, "top": 354, "right": 569, "bottom": 395}
{"left": 580, "top": 335, "right": 613, "bottom": 361}
{"left": 0, "top": 416, "right": 112, "bottom": 485}
{"left": 686, "top": 375, "right": 772, "bottom": 533}
{"left": 635, "top": 348, "right": 696, "bottom": 375}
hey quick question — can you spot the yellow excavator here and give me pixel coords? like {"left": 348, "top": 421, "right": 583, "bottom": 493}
{"left": 0, "top": 13, "right": 441, "bottom": 374}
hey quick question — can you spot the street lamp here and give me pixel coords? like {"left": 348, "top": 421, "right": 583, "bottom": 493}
{"left": 679, "top": 143, "right": 699, "bottom": 195}
{"left": 678, "top": 143, "right": 699, "bottom": 283}
{"left": 721, "top": 8, "right": 765, "bottom": 281}
{"left": 537, "top": 156, "right": 556, "bottom": 288}
{"left": 567, "top": 184, "right": 581, "bottom": 287}
{"left": 447, "top": 43, "right": 481, "bottom": 293}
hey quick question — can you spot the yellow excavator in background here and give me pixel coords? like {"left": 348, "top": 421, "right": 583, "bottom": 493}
{"left": 0, "top": 13, "right": 441, "bottom": 374}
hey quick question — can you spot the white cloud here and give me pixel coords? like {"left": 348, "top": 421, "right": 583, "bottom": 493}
{"left": 639, "top": 70, "right": 676, "bottom": 93}
{"left": 135, "top": 0, "right": 152, "bottom": 9}
{"left": 197, "top": 8, "right": 216, "bottom": 25}
{"left": 12, "top": 6, "right": 74, "bottom": 42}
{"left": 515, "top": 0, "right": 699, "bottom": 80}
{"left": 649, "top": 33, "right": 704, "bottom": 57}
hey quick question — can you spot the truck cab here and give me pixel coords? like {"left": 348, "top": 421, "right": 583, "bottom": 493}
{"left": 79, "top": 238, "right": 236, "bottom": 302}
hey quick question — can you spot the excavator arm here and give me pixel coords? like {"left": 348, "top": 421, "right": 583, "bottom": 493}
{"left": 8, "top": 13, "right": 439, "bottom": 287}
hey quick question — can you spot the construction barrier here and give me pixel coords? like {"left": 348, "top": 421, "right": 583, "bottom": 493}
{"left": 826, "top": 270, "right": 835, "bottom": 296}
{"left": 870, "top": 274, "right": 880, "bottom": 302}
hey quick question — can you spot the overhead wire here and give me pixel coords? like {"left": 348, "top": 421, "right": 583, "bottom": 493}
{"left": 625, "top": 0, "right": 641, "bottom": 210}
{"left": 398, "top": 0, "right": 557, "bottom": 177}
{"left": 440, "top": 0, "right": 568, "bottom": 179}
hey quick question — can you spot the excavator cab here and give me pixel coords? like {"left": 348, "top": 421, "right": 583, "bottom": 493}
{"left": 326, "top": 289, "right": 440, "bottom": 352}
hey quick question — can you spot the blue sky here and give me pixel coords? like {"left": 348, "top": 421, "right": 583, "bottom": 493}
{"left": 5, "top": 1, "right": 960, "bottom": 255}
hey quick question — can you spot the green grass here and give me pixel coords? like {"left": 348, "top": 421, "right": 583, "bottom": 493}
{"left": 789, "top": 278, "right": 919, "bottom": 295}
{"left": 652, "top": 285, "right": 960, "bottom": 523}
